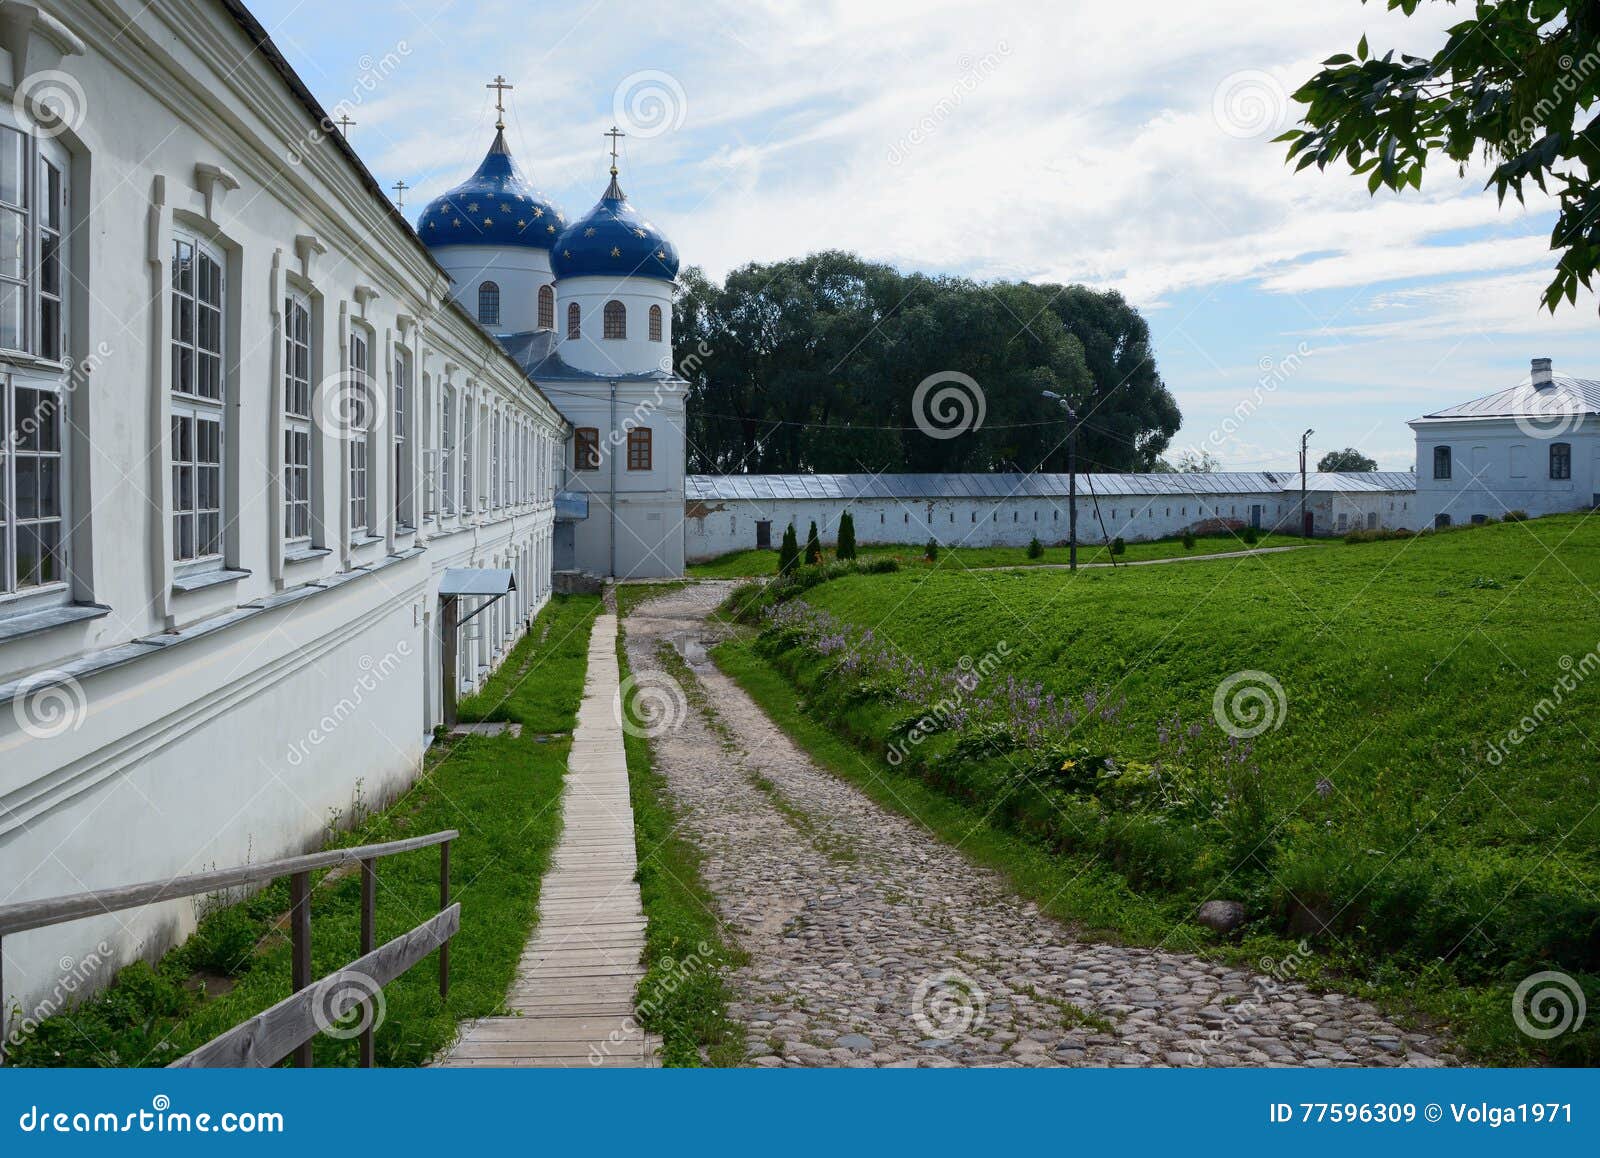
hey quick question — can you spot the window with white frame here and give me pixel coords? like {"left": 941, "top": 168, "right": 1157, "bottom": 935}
{"left": 491, "top": 411, "right": 501, "bottom": 507}
{"left": 393, "top": 348, "right": 410, "bottom": 526}
{"left": 1, "top": 118, "right": 70, "bottom": 599}
{"left": 171, "top": 233, "right": 225, "bottom": 565}
{"left": 283, "top": 292, "right": 312, "bottom": 546}
{"left": 461, "top": 395, "right": 473, "bottom": 512}
{"left": 440, "top": 383, "right": 455, "bottom": 516}
{"left": 348, "top": 328, "right": 372, "bottom": 537}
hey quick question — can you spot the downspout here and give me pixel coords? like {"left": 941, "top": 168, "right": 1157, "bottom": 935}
{"left": 609, "top": 379, "right": 618, "bottom": 578}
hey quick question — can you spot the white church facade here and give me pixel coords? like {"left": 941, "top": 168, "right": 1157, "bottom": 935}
{"left": 0, "top": 0, "right": 571, "bottom": 1017}
{"left": 418, "top": 118, "right": 687, "bottom": 580}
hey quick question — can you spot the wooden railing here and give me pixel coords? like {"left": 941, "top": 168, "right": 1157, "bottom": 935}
{"left": 0, "top": 830, "right": 458, "bottom": 1068}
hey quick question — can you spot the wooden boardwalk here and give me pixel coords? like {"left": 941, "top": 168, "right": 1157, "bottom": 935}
{"left": 439, "top": 612, "right": 657, "bottom": 1067}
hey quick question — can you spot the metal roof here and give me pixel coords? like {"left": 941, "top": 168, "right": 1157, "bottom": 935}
{"left": 685, "top": 471, "right": 1416, "bottom": 503}
{"left": 1415, "top": 375, "right": 1600, "bottom": 422}
{"left": 439, "top": 568, "right": 517, "bottom": 597}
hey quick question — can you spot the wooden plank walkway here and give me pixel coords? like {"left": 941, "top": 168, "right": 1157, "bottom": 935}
{"left": 439, "top": 612, "right": 658, "bottom": 1067}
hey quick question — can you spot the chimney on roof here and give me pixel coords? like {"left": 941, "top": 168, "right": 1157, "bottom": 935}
{"left": 1531, "top": 357, "right": 1554, "bottom": 388}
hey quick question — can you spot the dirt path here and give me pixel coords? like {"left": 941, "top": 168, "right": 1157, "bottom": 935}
{"left": 621, "top": 582, "right": 1452, "bottom": 1068}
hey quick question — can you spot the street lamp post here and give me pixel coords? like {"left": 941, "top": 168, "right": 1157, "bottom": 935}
{"left": 1300, "top": 428, "right": 1315, "bottom": 538}
{"left": 1042, "top": 391, "right": 1080, "bottom": 570}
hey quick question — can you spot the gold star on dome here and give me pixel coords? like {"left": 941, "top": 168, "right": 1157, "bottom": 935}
{"left": 547, "top": 224, "right": 556, "bottom": 233}
{"left": 501, "top": 203, "right": 512, "bottom": 213}
{"left": 427, "top": 220, "right": 436, "bottom": 229}
{"left": 486, "top": 191, "right": 495, "bottom": 198}
{"left": 533, "top": 206, "right": 544, "bottom": 218}
{"left": 516, "top": 219, "right": 526, "bottom": 228}
{"left": 584, "top": 227, "right": 596, "bottom": 237}
{"left": 563, "top": 249, "right": 572, "bottom": 259}
{"left": 656, "top": 250, "right": 665, "bottom": 260}
{"left": 467, "top": 202, "right": 479, "bottom": 213}
{"left": 633, "top": 228, "right": 646, "bottom": 238}
{"left": 610, "top": 246, "right": 621, "bottom": 257}
{"left": 452, "top": 218, "right": 461, "bottom": 227}
{"left": 483, "top": 218, "right": 494, "bottom": 227}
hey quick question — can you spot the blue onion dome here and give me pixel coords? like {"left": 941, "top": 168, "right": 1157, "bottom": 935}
{"left": 551, "top": 171, "right": 679, "bottom": 282}
{"left": 417, "top": 129, "right": 565, "bottom": 250}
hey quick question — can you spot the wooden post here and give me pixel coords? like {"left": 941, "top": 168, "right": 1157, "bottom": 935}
{"left": 289, "top": 870, "right": 313, "bottom": 1068}
{"left": 438, "top": 840, "right": 451, "bottom": 1002}
{"left": 359, "top": 859, "right": 376, "bottom": 1068}
{"left": 441, "top": 595, "right": 458, "bottom": 727}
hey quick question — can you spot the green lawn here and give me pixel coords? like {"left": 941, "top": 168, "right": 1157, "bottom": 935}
{"left": 688, "top": 532, "right": 1302, "bottom": 578}
{"left": 729, "top": 514, "right": 1600, "bottom": 1064}
{"left": 10, "top": 595, "right": 600, "bottom": 1067}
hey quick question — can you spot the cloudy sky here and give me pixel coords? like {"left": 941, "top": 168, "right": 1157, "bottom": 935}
{"left": 252, "top": 0, "right": 1598, "bottom": 471}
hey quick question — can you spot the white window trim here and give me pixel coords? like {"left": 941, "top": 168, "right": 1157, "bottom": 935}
{"left": 169, "top": 230, "right": 227, "bottom": 575}
{"left": 283, "top": 289, "right": 313, "bottom": 550}
{"left": 348, "top": 326, "right": 373, "bottom": 540}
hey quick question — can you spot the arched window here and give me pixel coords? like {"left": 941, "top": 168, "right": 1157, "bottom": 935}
{"left": 538, "top": 284, "right": 554, "bottom": 330}
{"left": 603, "top": 300, "right": 626, "bottom": 340}
{"left": 1433, "top": 445, "right": 1452, "bottom": 480}
{"left": 648, "top": 304, "right": 663, "bottom": 342}
{"left": 567, "top": 302, "right": 581, "bottom": 339}
{"left": 477, "top": 281, "right": 500, "bottom": 326}
{"left": 1551, "top": 442, "right": 1572, "bottom": 480}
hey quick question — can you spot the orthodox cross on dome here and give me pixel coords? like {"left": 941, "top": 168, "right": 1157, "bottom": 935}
{"left": 604, "top": 125, "right": 625, "bottom": 176}
{"left": 392, "top": 179, "right": 408, "bottom": 211}
{"left": 335, "top": 114, "right": 355, "bottom": 137}
{"left": 486, "top": 74, "right": 514, "bottom": 131}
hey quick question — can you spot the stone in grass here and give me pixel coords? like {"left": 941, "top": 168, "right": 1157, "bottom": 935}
{"left": 836, "top": 1033, "right": 874, "bottom": 1051}
{"left": 1195, "top": 900, "right": 1248, "bottom": 934}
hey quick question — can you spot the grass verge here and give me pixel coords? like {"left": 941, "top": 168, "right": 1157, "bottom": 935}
{"left": 712, "top": 635, "right": 1537, "bottom": 1065}
{"left": 9, "top": 595, "right": 600, "bottom": 1067}
{"left": 614, "top": 582, "right": 746, "bottom": 1066}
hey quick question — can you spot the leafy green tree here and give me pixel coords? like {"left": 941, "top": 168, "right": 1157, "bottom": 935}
{"left": 1027, "top": 535, "right": 1044, "bottom": 559}
{"left": 778, "top": 523, "right": 800, "bottom": 574}
{"left": 836, "top": 510, "right": 857, "bottom": 560}
{"left": 924, "top": 537, "right": 939, "bottom": 562}
{"left": 673, "top": 252, "right": 1181, "bottom": 473}
{"left": 1154, "top": 449, "right": 1220, "bottom": 473}
{"left": 1281, "top": 2, "right": 1600, "bottom": 312}
{"left": 805, "top": 521, "right": 823, "bottom": 565}
{"left": 1318, "top": 447, "right": 1379, "bottom": 472}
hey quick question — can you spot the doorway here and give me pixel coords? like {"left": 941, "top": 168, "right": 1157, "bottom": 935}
{"left": 756, "top": 520, "right": 772, "bottom": 549}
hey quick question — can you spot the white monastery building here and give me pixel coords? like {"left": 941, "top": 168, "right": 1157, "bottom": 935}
{"left": 684, "top": 471, "right": 1419, "bottom": 560}
{"left": 418, "top": 116, "right": 687, "bottom": 581}
{"left": 0, "top": 0, "right": 587, "bottom": 1016}
{"left": 1410, "top": 358, "right": 1600, "bottom": 528}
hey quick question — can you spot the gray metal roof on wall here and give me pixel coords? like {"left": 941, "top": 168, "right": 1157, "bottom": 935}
{"left": 686, "top": 471, "right": 1416, "bottom": 503}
